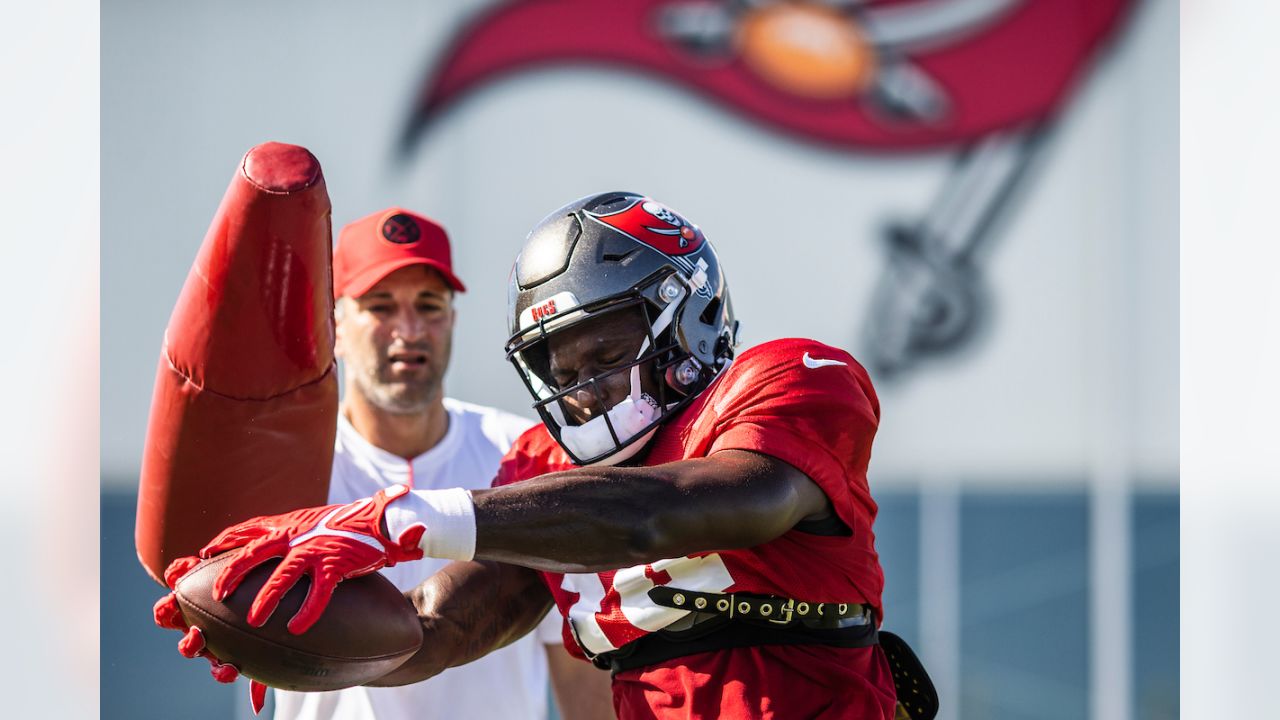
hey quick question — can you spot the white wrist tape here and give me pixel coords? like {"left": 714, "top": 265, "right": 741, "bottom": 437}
{"left": 384, "top": 487, "right": 477, "bottom": 561}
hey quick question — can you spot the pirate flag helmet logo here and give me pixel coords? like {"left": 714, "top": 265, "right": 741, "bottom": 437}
{"left": 586, "top": 198, "right": 706, "bottom": 257}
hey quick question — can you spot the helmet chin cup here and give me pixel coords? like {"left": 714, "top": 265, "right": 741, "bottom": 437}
{"left": 577, "top": 426, "right": 660, "bottom": 467}
{"left": 557, "top": 367, "right": 660, "bottom": 464}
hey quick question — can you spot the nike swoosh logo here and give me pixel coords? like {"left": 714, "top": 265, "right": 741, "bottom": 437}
{"left": 287, "top": 505, "right": 384, "bottom": 551}
{"left": 803, "top": 352, "right": 847, "bottom": 369}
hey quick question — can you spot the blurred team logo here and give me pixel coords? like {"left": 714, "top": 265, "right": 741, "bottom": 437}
{"left": 400, "top": 0, "right": 1134, "bottom": 377}
{"left": 381, "top": 213, "right": 422, "bottom": 245}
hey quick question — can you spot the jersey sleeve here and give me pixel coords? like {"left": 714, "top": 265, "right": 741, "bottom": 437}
{"left": 490, "top": 440, "right": 528, "bottom": 489}
{"left": 490, "top": 424, "right": 571, "bottom": 489}
{"left": 706, "top": 339, "right": 880, "bottom": 530}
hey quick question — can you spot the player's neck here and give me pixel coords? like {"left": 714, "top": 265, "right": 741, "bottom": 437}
{"left": 343, "top": 391, "right": 449, "bottom": 461}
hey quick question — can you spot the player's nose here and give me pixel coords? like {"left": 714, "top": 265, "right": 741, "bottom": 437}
{"left": 568, "top": 386, "right": 597, "bottom": 420}
{"left": 390, "top": 307, "right": 427, "bottom": 342}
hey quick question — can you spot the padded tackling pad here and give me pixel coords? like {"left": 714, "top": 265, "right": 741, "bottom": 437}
{"left": 135, "top": 142, "right": 338, "bottom": 585}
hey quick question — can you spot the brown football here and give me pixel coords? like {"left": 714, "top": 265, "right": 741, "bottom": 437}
{"left": 174, "top": 553, "right": 423, "bottom": 691}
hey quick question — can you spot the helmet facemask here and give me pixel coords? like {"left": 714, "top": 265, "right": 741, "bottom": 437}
{"left": 506, "top": 272, "right": 710, "bottom": 466}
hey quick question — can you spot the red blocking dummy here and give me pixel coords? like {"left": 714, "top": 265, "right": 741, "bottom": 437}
{"left": 136, "top": 142, "right": 338, "bottom": 585}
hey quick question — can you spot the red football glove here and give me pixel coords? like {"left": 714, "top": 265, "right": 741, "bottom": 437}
{"left": 199, "top": 484, "right": 426, "bottom": 635}
{"left": 153, "top": 556, "right": 270, "bottom": 715}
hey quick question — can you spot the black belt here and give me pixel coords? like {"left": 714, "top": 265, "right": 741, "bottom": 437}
{"left": 647, "top": 586, "right": 873, "bottom": 629}
{"left": 573, "top": 588, "right": 878, "bottom": 676}
{"left": 580, "top": 611, "right": 879, "bottom": 676}
{"left": 572, "top": 587, "right": 939, "bottom": 720}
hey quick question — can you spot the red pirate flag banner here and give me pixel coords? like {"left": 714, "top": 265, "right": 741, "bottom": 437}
{"left": 400, "top": 0, "right": 1136, "bottom": 376}
{"left": 403, "top": 0, "right": 1132, "bottom": 151}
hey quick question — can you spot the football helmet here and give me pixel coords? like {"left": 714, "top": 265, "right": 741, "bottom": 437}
{"left": 506, "top": 191, "right": 739, "bottom": 465}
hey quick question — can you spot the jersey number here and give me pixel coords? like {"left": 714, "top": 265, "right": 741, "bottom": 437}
{"left": 561, "top": 554, "right": 734, "bottom": 655}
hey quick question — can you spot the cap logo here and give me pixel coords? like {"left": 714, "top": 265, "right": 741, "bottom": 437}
{"left": 381, "top": 213, "right": 421, "bottom": 244}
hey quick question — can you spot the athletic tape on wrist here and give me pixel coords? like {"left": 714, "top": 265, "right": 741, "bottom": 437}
{"left": 384, "top": 487, "right": 477, "bottom": 561}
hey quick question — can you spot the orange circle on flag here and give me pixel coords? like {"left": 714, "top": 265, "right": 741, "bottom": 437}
{"left": 736, "top": 3, "right": 877, "bottom": 100}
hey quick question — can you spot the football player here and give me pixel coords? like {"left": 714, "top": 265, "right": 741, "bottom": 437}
{"left": 159, "top": 191, "right": 924, "bottom": 719}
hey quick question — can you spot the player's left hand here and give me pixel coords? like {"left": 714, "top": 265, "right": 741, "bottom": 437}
{"left": 153, "top": 556, "right": 270, "bottom": 715}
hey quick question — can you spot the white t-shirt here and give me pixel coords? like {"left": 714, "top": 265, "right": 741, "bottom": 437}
{"left": 273, "top": 398, "right": 560, "bottom": 720}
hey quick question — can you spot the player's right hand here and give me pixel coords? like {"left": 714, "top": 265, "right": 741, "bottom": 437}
{"left": 198, "top": 484, "right": 426, "bottom": 635}
{"left": 154, "top": 556, "right": 270, "bottom": 714}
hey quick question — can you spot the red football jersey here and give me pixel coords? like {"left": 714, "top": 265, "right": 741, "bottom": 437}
{"left": 493, "top": 338, "right": 895, "bottom": 719}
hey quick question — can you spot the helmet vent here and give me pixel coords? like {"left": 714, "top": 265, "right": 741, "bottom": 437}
{"left": 601, "top": 246, "right": 643, "bottom": 264}
{"left": 699, "top": 295, "right": 722, "bottom": 326}
{"left": 589, "top": 193, "right": 638, "bottom": 214}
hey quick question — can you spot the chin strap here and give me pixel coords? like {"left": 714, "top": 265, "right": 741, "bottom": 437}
{"left": 632, "top": 260, "right": 709, "bottom": 396}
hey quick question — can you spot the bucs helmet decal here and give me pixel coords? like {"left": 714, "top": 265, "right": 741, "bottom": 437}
{"left": 585, "top": 198, "right": 706, "bottom": 257}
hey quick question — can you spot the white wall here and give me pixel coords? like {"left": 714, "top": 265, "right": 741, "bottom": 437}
{"left": 102, "top": 0, "right": 1176, "bottom": 488}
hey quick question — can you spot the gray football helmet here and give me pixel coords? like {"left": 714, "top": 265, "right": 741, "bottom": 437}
{"left": 506, "top": 191, "right": 739, "bottom": 465}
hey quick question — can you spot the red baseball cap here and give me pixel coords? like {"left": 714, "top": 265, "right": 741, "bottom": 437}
{"left": 333, "top": 207, "right": 466, "bottom": 299}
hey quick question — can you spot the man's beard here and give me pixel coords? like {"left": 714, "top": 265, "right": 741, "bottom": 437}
{"left": 352, "top": 357, "right": 444, "bottom": 414}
